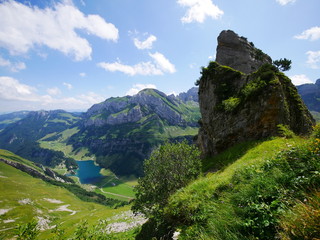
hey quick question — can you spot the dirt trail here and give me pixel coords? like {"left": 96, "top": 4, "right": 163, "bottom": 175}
{"left": 99, "top": 188, "right": 133, "bottom": 199}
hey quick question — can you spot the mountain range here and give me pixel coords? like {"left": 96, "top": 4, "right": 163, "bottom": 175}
{"left": 0, "top": 88, "right": 200, "bottom": 176}
{"left": 297, "top": 79, "right": 320, "bottom": 112}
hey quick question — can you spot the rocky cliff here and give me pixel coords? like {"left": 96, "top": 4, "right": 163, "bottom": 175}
{"left": 197, "top": 30, "right": 315, "bottom": 157}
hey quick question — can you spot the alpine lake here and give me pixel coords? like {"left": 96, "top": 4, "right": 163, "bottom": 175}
{"left": 73, "top": 160, "right": 104, "bottom": 184}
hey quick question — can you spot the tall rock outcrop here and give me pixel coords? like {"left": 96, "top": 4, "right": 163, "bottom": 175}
{"left": 197, "top": 30, "right": 315, "bottom": 157}
{"left": 216, "top": 30, "right": 272, "bottom": 74}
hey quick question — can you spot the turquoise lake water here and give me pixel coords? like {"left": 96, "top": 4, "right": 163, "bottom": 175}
{"left": 75, "top": 160, "right": 104, "bottom": 184}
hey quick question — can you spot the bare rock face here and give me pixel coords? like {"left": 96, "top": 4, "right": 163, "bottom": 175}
{"left": 216, "top": 30, "right": 272, "bottom": 74}
{"left": 197, "top": 31, "right": 315, "bottom": 157}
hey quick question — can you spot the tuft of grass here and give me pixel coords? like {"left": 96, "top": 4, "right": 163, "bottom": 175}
{"left": 278, "top": 191, "right": 320, "bottom": 240}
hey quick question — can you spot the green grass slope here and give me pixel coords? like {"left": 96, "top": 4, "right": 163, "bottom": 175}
{"left": 0, "top": 151, "right": 143, "bottom": 239}
{"left": 0, "top": 162, "right": 130, "bottom": 239}
{"left": 163, "top": 136, "right": 320, "bottom": 239}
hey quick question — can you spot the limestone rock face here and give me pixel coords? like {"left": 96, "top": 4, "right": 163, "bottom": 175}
{"left": 197, "top": 31, "right": 315, "bottom": 157}
{"left": 84, "top": 89, "right": 188, "bottom": 127}
{"left": 132, "top": 89, "right": 183, "bottom": 125}
{"left": 216, "top": 30, "right": 272, "bottom": 74}
{"left": 178, "top": 87, "right": 199, "bottom": 102}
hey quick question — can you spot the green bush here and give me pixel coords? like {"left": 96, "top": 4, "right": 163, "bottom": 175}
{"left": 277, "top": 124, "right": 295, "bottom": 138}
{"left": 16, "top": 220, "right": 39, "bottom": 240}
{"left": 132, "top": 141, "right": 201, "bottom": 218}
{"left": 254, "top": 48, "right": 265, "bottom": 61}
{"left": 312, "top": 124, "right": 320, "bottom": 138}
{"left": 222, "top": 97, "right": 241, "bottom": 112}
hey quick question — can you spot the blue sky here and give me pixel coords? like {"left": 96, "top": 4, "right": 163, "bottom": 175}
{"left": 0, "top": 0, "right": 319, "bottom": 112}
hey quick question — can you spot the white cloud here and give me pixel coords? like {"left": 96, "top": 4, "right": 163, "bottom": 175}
{"left": 177, "top": 0, "right": 224, "bottom": 23}
{"left": 79, "top": 72, "right": 86, "bottom": 77}
{"left": 149, "top": 52, "right": 176, "bottom": 74}
{"left": 126, "top": 84, "right": 157, "bottom": 96}
{"left": 0, "top": 76, "right": 37, "bottom": 101}
{"left": 47, "top": 87, "right": 61, "bottom": 96}
{"left": 306, "top": 50, "right": 320, "bottom": 69}
{"left": 78, "top": 92, "right": 104, "bottom": 105}
{"left": 98, "top": 61, "right": 162, "bottom": 76}
{"left": 294, "top": 27, "right": 320, "bottom": 41}
{"left": 98, "top": 52, "right": 176, "bottom": 76}
{"left": 0, "top": 55, "right": 26, "bottom": 72}
{"left": 134, "top": 35, "right": 157, "bottom": 50}
{"left": 0, "top": 0, "right": 118, "bottom": 61}
{"left": 168, "top": 91, "right": 177, "bottom": 96}
{"left": 208, "top": 54, "right": 216, "bottom": 60}
{"left": 0, "top": 76, "right": 104, "bottom": 111}
{"left": 63, "top": 82, "right": 73, "bottom": 89}
{"left": 276, "top": 0, "right": 296, "bottom": 5}
{"left": 290, "top": 74, "right": 313, "bottom": 86}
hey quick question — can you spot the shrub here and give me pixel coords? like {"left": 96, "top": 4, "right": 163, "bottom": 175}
{"left": 312, "top": 124, "right": 320, "bottom": 139}
{"left": 273, "top": 58, "right": 292, "bottom": 72}
{"left": 132, "top": 141, "right": 201, "bottom": 218}
{"left": 255, "top": 48, "right": 265, "bottom": 61}
{"left": 222, "top": 97, "right": 241, "bottom": 112}
{"left": 16, "top": 220, "right": 39, "bottom": 240}
{"left": 277, "top": 124, "right": 295, "bottom": 139}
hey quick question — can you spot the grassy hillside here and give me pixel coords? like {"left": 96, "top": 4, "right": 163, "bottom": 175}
{"left": 0, "top": 152, "right": 143, "bottom": 239}
{"left": 38, "top": 127, "right": 94, "bottom": 161}
{"left": 94, "top": 169, "right": 136, "bottom": 202}
{"left": 0, "top": 110, "right": 81, "bottom": 168}
{"left": 160, "top": 135, "right": 320, "bottom": 239}
{"left": 0, "top": 111, "right": 29, "bottom": 131}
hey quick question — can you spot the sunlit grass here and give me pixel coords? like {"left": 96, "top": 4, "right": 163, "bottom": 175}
{"left": 165, "top": 137, "right": 315, "bottom": 239}
{"left": 0, "top": 161, "right": 129, "bottom": 239}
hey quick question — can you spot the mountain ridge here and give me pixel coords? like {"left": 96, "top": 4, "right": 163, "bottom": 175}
{"left": 0, "top": 88, "right": 200, "bottom": 176}
{"left": 67, "top": 88, "right": 200, "bottom": 176}
{"left": 297, "top": 78, "right": 320, "bottom": 112}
